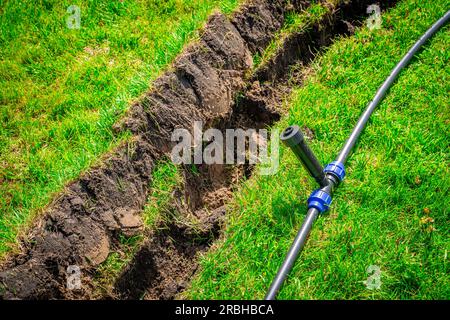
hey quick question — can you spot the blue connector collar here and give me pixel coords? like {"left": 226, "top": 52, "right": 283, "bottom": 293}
{"left": 324, "top": 161, "right": 346, "bottom": 182}
{"left": 308, "top": 189, "right": 332, "bottom": 213}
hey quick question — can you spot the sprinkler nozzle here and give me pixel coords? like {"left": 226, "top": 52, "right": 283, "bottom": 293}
{"left": 281, "top": 125, "right": 328, "bottom": 187}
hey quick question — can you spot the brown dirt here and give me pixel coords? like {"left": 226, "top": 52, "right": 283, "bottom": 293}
{"left": 114, "top": 206, "right": 226, "bottom": 300}
{"left": 0, "top": 0, "right": 398, "bottom": 300}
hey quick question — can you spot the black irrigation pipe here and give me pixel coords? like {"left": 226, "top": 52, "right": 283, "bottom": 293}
{"left": 265, "top": 9, "right": 450, "bottom": 300}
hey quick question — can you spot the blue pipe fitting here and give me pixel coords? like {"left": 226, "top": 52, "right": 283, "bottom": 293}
{"left": 324, "top": 161, "right": 346, "bottom": 182}
{"left": 308, "top": 189, "right": 332, "bottom": 213}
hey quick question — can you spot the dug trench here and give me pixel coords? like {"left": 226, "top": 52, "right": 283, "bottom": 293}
{"left": 0, "top": 0, "right": 397, "bottom": 300}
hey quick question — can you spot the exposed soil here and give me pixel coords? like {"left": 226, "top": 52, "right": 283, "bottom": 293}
{"left": 113, "top": 75, "right": 283, "bottom": 300}
{"left": 0, "top": 0, "right": 398, "bottom": 300}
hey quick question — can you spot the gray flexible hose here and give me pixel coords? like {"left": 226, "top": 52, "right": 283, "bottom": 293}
{"left": 337, "top": 9, "right": 450, "bottom": 164}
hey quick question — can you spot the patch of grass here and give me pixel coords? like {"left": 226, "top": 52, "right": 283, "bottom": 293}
{"left": 143, "top": 160, "right": 183, "bottom": 227}
{"left": 186, "top": 0, "right": 449, "bottom": 299}
{"left": 0, "top": 0, "right": 242, "bottom": 258}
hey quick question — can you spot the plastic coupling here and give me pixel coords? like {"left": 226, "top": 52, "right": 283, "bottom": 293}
{"left": 324, "top": 161, "right": 346, "bottom": 182}
{"left": 307, "top": 189, "right": 332, "bottom": 213}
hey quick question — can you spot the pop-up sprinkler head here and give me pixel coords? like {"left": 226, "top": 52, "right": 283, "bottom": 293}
{"left": 280, "top": 125, "right": 328, "bottom": 187}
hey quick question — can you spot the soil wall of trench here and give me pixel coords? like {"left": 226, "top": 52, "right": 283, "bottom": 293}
{"left": 0, "top": 0, "right": 397, "bottom": 299}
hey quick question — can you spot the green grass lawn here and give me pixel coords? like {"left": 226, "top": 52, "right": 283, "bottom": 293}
{"left": 0, "top": 0, "right": 241, "bottom": 258}
{"left": 186, "top": 0, "right": 449, "bottom": 299}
